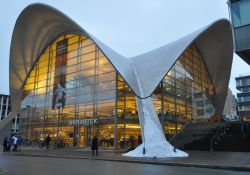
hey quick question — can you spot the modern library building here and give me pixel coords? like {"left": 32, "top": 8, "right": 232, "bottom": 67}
{"left": 9, "top": 4, "right": 233, "bottom": 149}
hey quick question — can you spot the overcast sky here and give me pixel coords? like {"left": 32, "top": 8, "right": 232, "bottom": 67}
{"left": 0, "top": 0, "right": 249, "bottom": 95}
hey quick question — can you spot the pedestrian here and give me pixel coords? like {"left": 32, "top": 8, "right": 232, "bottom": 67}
{"left": 137, "top": 135, "right": 142, "bottom": 145}
{"left": 7, "top": 137, "right": 11, "bottom": 151}
{"left": 45, "top": 135, "right": 51, "bottom": 150}
{"left": 39, "top": 137, "right": 45, "bottom": 148}
{"left": 12, "top": 135, "right": 18, "bottom": 151}
{"left": 241, "top": 122, "right": 247, "bottom": 140}
{"left": 129, "top": 136, "right": 135, "bottom": 151}
{"left": 91, "top": 135, "right": 98, "bottom": 156}
{"left": 3, "top": 137, "right": 7, "bottom": 152}
{"left": 17, "top": 135, "right": 23, "bottom": 152}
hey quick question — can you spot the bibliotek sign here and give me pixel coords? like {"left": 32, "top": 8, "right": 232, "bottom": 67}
{"left": 68, "top": 119, "right": 98, "bottom": 126}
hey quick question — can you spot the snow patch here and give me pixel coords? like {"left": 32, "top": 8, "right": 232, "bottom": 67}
{"left": 123, "top": 143, "right": 188, "bottom": 158}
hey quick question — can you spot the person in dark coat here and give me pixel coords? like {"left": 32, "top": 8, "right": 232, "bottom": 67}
{"left": 3, "top": 137, "right": 7, "bottom": 152}
{"left": 91, "top": 135, "right": 98, "bottom": 156}
{"left": 17, "top": 136, "right": 23, "bottom": 152}
{"left": 7, "top": 137, "right": 12, "bottom": 151}
{"left": 45, "top": 135, "right": 51, "bottom": 150}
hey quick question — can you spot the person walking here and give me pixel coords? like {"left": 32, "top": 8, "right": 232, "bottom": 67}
{"left": 39, "top": 137, "right": 45, "bottom": 149}
{"left": 3, "top": 137, "right": 7, "bottom": 152}
{"left": 12, "top": 135, "right": 18, "bottom": 151}
{"left": 7, "top": 137, "right": 12, "bottom": 151}
{"left": 91, "top": 135, "right": 98, "bottom": 156}
{"left": 17, "top": 135, "right": 23, "bottom": 152}
{"left": 45, "top": 135, "right": 51, "bottom": 150}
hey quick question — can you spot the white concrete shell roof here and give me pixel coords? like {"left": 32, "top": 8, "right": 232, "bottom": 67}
{"left": 10, "top": 3, "right": 233, "bottom": 115}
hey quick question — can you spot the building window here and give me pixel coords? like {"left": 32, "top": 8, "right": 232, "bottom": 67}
{"left": 20, "top": 34, "right": 116, "bottom": 148}
{"left": 231, "top": 0, "right": 250, "bottom": 27}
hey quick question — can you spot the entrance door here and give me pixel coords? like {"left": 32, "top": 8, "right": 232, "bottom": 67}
{"left": 78, "top": 126, "right": 86, "bottom": 148}
{"left": 86, "top": 126, "right": 93, "bottom": 147}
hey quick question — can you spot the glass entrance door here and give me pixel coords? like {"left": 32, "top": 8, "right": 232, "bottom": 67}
{"left": 86, "top": 126, "right": 94, "bottom": 147}
{"left": 78, "top": 126, "right": 85, "bottom": 148}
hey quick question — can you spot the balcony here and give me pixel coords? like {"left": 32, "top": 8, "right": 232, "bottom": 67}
{"left": 237, "top": 92, "right": 250, "bottom": 97}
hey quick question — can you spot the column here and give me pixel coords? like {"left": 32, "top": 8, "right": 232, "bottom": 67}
{"left": 5, "top": 96, "right": 9, "bottom": 118}
{"left": 0, "top": 96, "right": 3, "bottom": 121}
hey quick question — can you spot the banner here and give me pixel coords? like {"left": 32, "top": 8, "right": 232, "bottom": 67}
{"left": 52, "top": 39, "right": 68, "bottom": 109}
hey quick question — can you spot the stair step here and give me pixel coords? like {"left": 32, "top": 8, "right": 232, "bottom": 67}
{"left": 173, "top": 122, "right": 250, "bottom": 151}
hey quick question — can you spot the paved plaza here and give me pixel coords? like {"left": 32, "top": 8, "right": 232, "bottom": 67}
{"left": 0, "top": 151, "right": 250, "bottom": 175}
{"left": 1, "top": 147, "right": 250, "bottom": 174}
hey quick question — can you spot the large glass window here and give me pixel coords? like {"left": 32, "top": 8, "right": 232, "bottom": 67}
{"left": 19, "top": 34, "right": 216, "bottom": 149}
{"left": 160, "top": 45, "right": 215, "bottom": 125}
{"left": 116, "top": 75, "right": 139, "bottom": 148}
{"left": 116, "top": 44, "right": 216, "bottom": 142}
{"left": 19, "top": 34, "right": 116, "bottom": 148}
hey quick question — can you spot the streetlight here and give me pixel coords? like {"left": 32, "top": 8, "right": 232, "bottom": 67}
{"left": 173, "top": 108, "right": 180, "bottom": 153}
{"left": 173, "top": 111, "right": 177, "bottom": 152}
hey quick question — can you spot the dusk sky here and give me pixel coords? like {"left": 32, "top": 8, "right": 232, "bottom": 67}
{"left": 0, "top": 0, "right": 249, "bottom": 95}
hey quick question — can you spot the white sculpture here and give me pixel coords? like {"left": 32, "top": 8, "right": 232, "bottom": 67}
{"left": 123, "top": 96, "right": 188, "bottom": 158}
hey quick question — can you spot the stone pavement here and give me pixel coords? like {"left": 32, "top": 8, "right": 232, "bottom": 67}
{"left": 4, "top": 147, "right": 250, "bottom": 172}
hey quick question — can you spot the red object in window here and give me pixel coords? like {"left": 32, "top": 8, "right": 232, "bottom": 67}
{"left": 211, "top": 114, "right": 220, "bottom": 122}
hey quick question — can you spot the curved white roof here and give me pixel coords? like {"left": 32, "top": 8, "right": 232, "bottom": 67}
{"left": 10, "top": 3, "right": 233, "bottom": 115}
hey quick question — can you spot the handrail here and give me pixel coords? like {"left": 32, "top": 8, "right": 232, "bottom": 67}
{"left": 210, "top": 125, "right": 226, "bottom": 151}
{"left": 169, "top": 122, "right": 189, "bottom": 143}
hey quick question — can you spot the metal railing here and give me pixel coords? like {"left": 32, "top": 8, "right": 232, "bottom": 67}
{"left": 210, "top": 125, "right": 227, "bottom": 151}
{"left": 169, "top": 122, "right": 189, "bottom": 143}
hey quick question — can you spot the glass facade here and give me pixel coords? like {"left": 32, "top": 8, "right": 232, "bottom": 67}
{"left": 235, "top": 75, "right": 250, "bottom": 120}
{"left": 231, "top": 0, "right": 250, "bottom": 28}
{"left": 236, "top": 77, "right": 250, "bottom": 86}
{"left": 19, "top": 34, "right": 215, "bottom": 149}
{"left": 230, "top": 0, "right": 250, "bottom": 51}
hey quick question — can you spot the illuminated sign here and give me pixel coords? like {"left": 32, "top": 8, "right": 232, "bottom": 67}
{"left": 68, "top": 119, "right": 98, "bottom": 126}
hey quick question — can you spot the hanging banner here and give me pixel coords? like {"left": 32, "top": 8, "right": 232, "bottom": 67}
{"left": 52, "top": 39, "right": 68, "bottom": 109}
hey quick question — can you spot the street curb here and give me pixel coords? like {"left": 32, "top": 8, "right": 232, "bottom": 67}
{"left": 11, "top": 153, "right": 250, "bottom": 172}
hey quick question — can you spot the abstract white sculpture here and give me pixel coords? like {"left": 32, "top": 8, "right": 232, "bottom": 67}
{"left": 123, "top": 97, "right": 188, "bottom": 158}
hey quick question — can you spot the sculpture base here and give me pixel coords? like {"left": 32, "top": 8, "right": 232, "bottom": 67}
{"left": 122, "top": 142, "right": 188, "bottom": 158}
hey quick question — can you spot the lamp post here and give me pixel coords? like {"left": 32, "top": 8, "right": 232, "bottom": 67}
{"left": 173, "top": 108, "right": 179, "bottom": 153}
{"left": 142, "top": 110, "right": 146, "bottom": 155}
{"left": 56, "top": 107, "right": 60, "bottom": 147}
{"left": 174, "top": 110, "right": 177, "bottom": 152}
